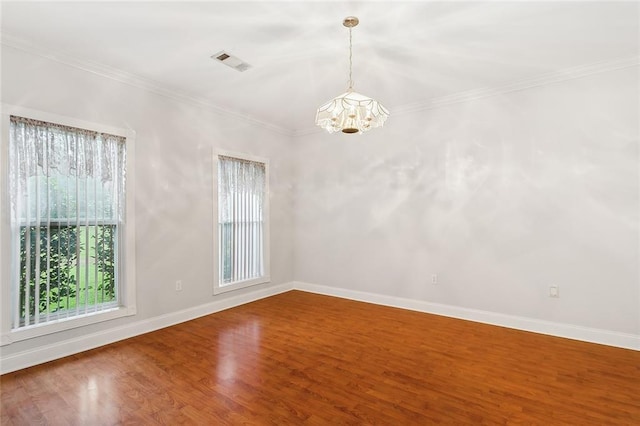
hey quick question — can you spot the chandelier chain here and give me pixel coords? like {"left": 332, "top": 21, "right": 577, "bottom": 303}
{"left": 348, "top": 27, "right": 353, "bottom": 90}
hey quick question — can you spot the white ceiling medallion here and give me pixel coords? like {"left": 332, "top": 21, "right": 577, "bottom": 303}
{"left": 315, "top": 16, "right": 389, "bottom": 134}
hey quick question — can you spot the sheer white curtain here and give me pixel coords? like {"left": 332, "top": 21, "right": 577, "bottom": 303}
{"left": 9, "top": 116, "right": 126, "bottom": 328}
{"left": 218, "top": 156, "right": 265, "bottom": 285}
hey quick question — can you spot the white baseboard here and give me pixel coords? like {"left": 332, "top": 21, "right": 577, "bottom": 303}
{"left": 3, "top": 280, "right": 637, "bottom": 374}
{"left": 292, "top": 281, "right": 640, "bottom": 351}
{"left": 0, "top": 282, "right": 293, "bottom": 374}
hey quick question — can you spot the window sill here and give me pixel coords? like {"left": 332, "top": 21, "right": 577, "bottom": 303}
{"left": 1, "top": 306, "right": 136, "bottom": 346}
{"left": 214, "top": 276, "right": 271, "bottom": 295}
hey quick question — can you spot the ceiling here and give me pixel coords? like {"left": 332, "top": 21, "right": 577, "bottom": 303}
{"left": 1, "top": 1, "right": 638, "bottom": 134}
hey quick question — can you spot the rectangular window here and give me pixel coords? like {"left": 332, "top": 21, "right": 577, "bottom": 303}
{"left": 215, "top": 153, "right": 269, "bottom": 294}
{"left": 2, "top": 110, "right": 136, "bottom": 343}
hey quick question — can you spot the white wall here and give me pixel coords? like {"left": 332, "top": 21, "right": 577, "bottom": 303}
{"left": 0, "top": 45, "right": 294, "bottom": 360}
{"left": 294, "top": 66, "right": 639, "bottom": 337}
{"left": 1, "top": 42, "right": 638, "bottom": 370}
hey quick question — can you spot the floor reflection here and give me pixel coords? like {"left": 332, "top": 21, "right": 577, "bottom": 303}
{"left": 216, "top": 319, "right": 261, "bottom": 382}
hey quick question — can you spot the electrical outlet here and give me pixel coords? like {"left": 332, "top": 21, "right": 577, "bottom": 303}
{"left": 431, "top": 274, "right": 438, "bottom": 285}
{"left": 549, "top": 285, "right": 559, "bottom": 298}
{"left": 176, "top": 280, "right": 183, "bottom": 292}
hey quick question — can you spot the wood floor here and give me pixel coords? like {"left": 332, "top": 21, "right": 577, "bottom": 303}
{"left": 1, "top": 291, "right": 639, "bottom": 425}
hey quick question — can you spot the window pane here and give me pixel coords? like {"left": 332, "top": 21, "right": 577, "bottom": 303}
{"left": 9, "top": 116, "right": 125, "bottom": 328}
{"left": 218, "top": 155, "right": 266, "bottom": 286}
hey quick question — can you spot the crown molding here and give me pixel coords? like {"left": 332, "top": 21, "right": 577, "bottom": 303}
{"left": 293, "top": 54, "right": 640, "bottom": 137}
{"left": 393, "top": 55, "right": 640, "bottom": 116}
{"left": 3, "top": 33, "right": 636, "bottom": 139}
{"left": 1, "top": 34, "right": 294, "bottom": 137}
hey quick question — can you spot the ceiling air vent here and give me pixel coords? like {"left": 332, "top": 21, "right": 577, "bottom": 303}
{"left": 212, "top": 50, "right": 252, "bottom": 72}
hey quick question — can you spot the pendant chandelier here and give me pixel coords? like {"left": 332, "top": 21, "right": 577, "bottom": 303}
{"left": 315, "top": 16, "right": 389, "bottom": 134}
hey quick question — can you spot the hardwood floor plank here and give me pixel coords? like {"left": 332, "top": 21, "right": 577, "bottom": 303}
{"left": 2, "top": 290, "right": 639, "bottom": 424}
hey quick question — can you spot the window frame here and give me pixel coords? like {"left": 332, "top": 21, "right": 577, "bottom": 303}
{"left": 213, "top": 150, "right": 270, "bottom": 295}
{"left": 0, "top": 105, "right": 136, "bottom": 345}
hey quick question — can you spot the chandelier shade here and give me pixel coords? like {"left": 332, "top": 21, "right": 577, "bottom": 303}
{"left": 315, "top": 89, "right": 390, "bottom": 134}
{"left": 315, "top": 16, "right": 389, "bottom": 134}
